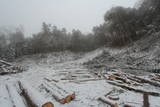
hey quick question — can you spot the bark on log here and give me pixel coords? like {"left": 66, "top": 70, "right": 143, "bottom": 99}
{"left": 18, "top": 81, "right": 54, "bottom": 107}
{"left": 143, "top": 93, "right": 150, "bottom": 107}
{"left": 107, "top": 81, "right": 160, "bottom": 96}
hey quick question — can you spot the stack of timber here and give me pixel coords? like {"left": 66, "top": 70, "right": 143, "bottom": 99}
{"left": 0, "top": 60, "right": 24, "bottom": 75}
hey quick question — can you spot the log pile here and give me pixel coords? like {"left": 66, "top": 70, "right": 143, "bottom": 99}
{"left": 0, "top": 60, "right": 24, "bottom": 75}
{"left": 18, "top": 81, "right": 54, "bottom": 107}
{"left": 42, "top": 81, "right": 75, "bottom": 104}
{"left": 98, "top": 72, "right": 160, "bottom": 106}
{"left": 0, "top": 81, "right": 54, "bottom": 107}
{"left": 150, "top": 74, "right": 160, "bottom": 82}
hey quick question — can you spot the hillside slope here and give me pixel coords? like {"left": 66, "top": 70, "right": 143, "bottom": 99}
{"left": 85, "top": 32, "right": 160, "bottom": 76}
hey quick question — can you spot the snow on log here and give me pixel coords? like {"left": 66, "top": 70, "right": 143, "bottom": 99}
{"left": 0, "top": 85, "right": 13, "bottom": 107}
{"left": 0, "top": 60, "right": 12, "bottom": 66}
{"left": 6, "top": 84, "right": 27, "bottom": 107}
{"left": 133, "top": 76, "right": 160, "bottom": 87}
{"left": 98, "top": 96, "right": 119, "bottom": 107}
{"left": 107, "top": 81, "right": 160, "bottom": 96}
{"left": 42, "top": 81, "right": 75, "bottom": 104}
{"left": 18, "top": 81, "right": 54, "bottom": 107}
{"left": 42, "top": 83, "right": 64, "bottom": 102}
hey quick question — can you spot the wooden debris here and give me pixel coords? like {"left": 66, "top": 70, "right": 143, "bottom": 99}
{"left": 0, "top": 60, "right": 24, "bottom": 75}
{"left": 98, "top": 97, "right": 119, "bottom": 107}
{"left": 18, "top": 81, "right": 53, "bottom": 107}
{"left": 107, "top": 81, "right": 160, "bottom": 96}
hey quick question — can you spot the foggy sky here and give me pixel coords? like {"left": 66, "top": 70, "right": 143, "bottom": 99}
{"left": 0, "top": 0, "right": 138, "bottom": 36}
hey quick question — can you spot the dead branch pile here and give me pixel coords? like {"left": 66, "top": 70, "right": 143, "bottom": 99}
{"left": 0, "top": 60, "right": 24, "bottom": 75}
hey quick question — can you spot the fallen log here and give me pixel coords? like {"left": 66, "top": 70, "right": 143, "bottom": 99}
{"left": 98, "top": 97, "right": 119, "bottom": 107}
{"left": 115, "top": 76, "right": 131, "bottom": 84}
{"left": 42, "top": 83, "right": 64, "bottom": 102}
{"left": 0, "top": 85, "right": 13, "bottom": 107}
{"left": 151, "top": 78, "right": 160, "bottom": 83}
{"left": 133, "top": 76, "right": 160, "bottom": 87}
{"left": 126, "top": 76, "right": 142, "bottom": 83}
{"left": 44, "top": 78, "right": 59, "bottom": 83}
{"left": 124, "top": 104, "right": 133, "bottom": 107}
{"left": 6, "top": 84, "right": 26, "bottom": 107}
{"left": 0, "top": 60, "right": 12, "bottom": 66}
{"left": 69, "top": 78, "right": 103, "bottom": 83}
{"left": 42, "top": 82, "right": 75, "bottom": 104}
{"left": 108, "top": 95, "right": 119, "bottom": 101}
{"left": 107, "top": 81, "right": 160, "bottom": 96}
{"left": 104, "top": 90, "right": 114, "bottom": 97}
{"left": 18, "top": 81, "right": 54, "bottom": 107}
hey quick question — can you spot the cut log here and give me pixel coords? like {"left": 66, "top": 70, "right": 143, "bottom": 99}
{"left": 44, "top": 78, "right": 59, "bottom": 83}
{"left": 124, "top": 104, "right": 133, "bottom": 107}
{"left": 42, "top": 82, "right": 75, "bottom": 104}
{"left": 42, "top": 102, "right": 54, "bottom": 107}
{"left": 151, "top": 78, "right": 160, "bottom": 82}
{"left": 0, "top": 85, "right": 13, "bottom": 107}
{"left": 133, "top": 76, "right": 160, "bottom": 87}
{"left": 42, "top": 83, "right": 64, "bottom": 102}
{"left": 104, "top": 90, "right": 114, "bottom": 97}
{"left": 107, "top": 81, "right": 160, "bottom": 96}
{"left": 0, "top": 60, "right": 12, "bottom": 66}
{"left": 6, "top": 84, "right": 26, "bottom": 107}
{"left": 126, "top": 76, "right": 143, "bottom": 83}
{"left": 18, "top": 81, "right": 54, "bottom": 107}
{"left": 69, "top": 78, "right": 103, "bottom": 83}
{"left": 143, "top": 93, "right": 149, "bottom": 107}
{"left": 115, "top": 76, "right": 131, "bottom": 84}
{"left": 98, "top": 97, "right": 119, "bottom": 107}
{"left": 108, "top": 95, "right": 119, "bottom": 101}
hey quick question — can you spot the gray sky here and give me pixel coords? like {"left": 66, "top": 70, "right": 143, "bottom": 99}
{"left": 0, "top": 0, "right": 138, "bottom": 36}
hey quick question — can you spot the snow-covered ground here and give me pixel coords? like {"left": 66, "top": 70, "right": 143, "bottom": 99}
{"left": 0, "top": 49, "right": 160, "bottom": 107}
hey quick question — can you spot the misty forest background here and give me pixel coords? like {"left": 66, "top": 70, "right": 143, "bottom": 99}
{"left": 0, "top": 0, "right": 160, "bottom": 61}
